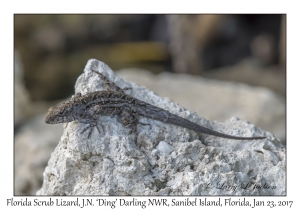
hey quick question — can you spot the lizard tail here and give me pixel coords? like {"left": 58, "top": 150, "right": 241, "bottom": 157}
{"left": 165, "top": 114, "right": 266, "bottom": 140}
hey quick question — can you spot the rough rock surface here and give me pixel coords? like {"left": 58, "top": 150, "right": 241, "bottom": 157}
{"left": 37, "top": 59, "right": 285, "bottom": 195}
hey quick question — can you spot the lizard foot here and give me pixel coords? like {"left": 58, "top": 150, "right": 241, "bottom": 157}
{"left": 80, "top": 121, "right": 103, "bottom": 139}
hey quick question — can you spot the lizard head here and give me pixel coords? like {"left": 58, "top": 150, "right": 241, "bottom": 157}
{"left": 45, "top": 93, "right": 84, "bottom": 124}
{"left": 45, "top": 101, "right": 76, "bottom": 124}
{"left": 45, "top": 102, "right": 70, "bottom": 124}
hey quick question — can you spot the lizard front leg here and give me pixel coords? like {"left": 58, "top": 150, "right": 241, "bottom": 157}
{"left": 79, "top": 118, "right": 103, "bottom": 139}
{"left": 79, "top": 104, "right": 104, "bottom": 138}
{"left": 80, "top": 121, "right": 103, "bottom": 139}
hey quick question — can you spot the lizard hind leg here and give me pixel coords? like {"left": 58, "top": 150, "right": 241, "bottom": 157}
{"left": 119, "top": 108, "right": 138, "bottom": 136}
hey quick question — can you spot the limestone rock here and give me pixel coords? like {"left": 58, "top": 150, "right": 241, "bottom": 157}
{"left": 37, "top": 59, "right": 285, "bottom": 195}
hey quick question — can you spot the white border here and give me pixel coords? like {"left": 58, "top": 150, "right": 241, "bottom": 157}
{"left": 1, "top": 0, "right": 297, "bottom": 209}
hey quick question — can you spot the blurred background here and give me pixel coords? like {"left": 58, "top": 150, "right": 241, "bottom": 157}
{"left": 14, "top": 14, "right": 286, "bottom": 195}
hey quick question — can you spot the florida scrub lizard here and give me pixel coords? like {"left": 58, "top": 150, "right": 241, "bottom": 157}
{"left": 45, "top": 69, "right": 266, "bottom": 140}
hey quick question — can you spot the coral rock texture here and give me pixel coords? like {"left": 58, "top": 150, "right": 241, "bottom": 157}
{"left": 37, "top": 59, "right": 285, "bottom": 195}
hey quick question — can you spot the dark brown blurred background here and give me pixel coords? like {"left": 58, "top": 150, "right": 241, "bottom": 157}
{"left": 15, "top": 14, "right": 285, "bottom": 102}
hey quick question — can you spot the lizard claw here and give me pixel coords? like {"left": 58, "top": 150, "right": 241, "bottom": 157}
{"left": 80, "top": 122, "right": 104, "bottom": 138}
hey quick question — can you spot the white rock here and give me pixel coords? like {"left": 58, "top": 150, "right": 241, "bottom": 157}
{"left": 156, "top": 141, "right": 174, "bottom": 154}
{"left": 37, "top": 59, "right": 285, "bottom": 196}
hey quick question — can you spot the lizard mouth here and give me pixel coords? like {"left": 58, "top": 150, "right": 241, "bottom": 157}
{"left": 45, "top": 113, "right": 58, "bottom": 124}
{"left": 45, "top": 115, "right": 53, "bottom": 124}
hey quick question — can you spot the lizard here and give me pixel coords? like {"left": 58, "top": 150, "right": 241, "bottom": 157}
{"left": 45, "top": 69, "right": 266, "bottom": 141}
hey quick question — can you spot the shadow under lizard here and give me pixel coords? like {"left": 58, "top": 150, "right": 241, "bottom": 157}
{"left": 45, "top": 69, "right": 266, "bottom": 140}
